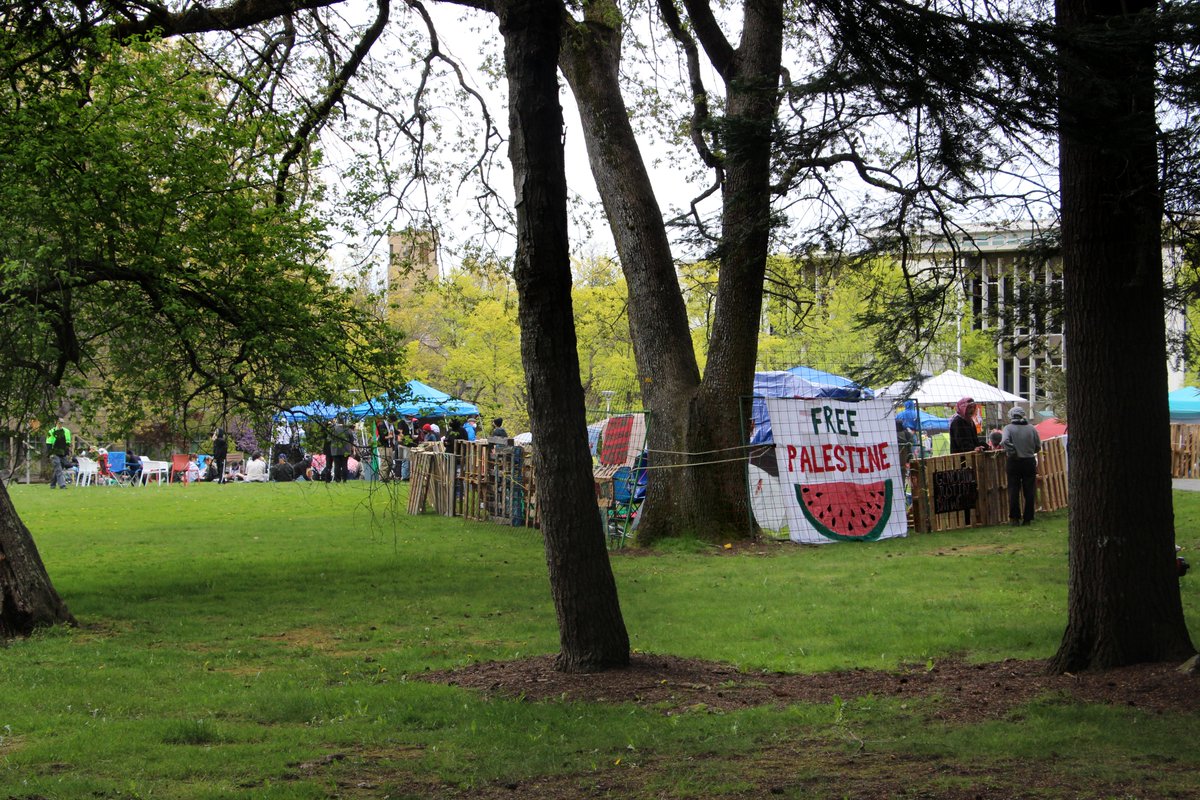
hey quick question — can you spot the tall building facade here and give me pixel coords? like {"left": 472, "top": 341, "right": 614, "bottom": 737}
{"left": 924, "top": 226, "right": 1186, "bottom": 408}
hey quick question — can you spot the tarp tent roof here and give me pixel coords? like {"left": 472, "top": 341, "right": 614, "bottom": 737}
{"left": 349, "top": 379, "right": 480, "bottom": 418}
{"left": 277, "top": 401, "right": 347, "bottom": 422}
{"left": 750, "top": 369, "right": 874, "bottom": 444}
{"left": 1169, "top": 386, "right": 1200, "bottom": 423}
{"left": 895, "top": 400, "right": 951, "bottom": 434}
{"left": 876, "top": 369, "right": 1026, "bottom": 405}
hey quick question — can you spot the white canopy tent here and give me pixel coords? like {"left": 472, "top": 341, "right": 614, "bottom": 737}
{"left": 876, "top": 369, "right": 1026, "bottom": 406}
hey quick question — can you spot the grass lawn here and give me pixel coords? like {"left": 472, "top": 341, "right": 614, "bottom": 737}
{"left": 1, "top": 480, "right": 1197, "bottom": 798}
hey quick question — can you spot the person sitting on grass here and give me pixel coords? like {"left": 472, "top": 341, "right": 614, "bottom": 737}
{"left": 269, "top": 453, "right": 294, "bottom": 482}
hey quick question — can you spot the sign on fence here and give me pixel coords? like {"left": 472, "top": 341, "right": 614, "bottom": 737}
{"left": 931, "top": 467, "right": 978, "bottom": 514}
{"left": 766, "top": 397, "right": 908, "bottom": 544}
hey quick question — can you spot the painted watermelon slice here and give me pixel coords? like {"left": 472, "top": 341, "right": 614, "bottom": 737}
{"left": 795, "top": 479, "right": 893, "bottom": 542}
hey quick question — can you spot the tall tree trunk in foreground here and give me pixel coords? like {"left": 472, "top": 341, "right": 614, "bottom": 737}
{"left": 1051, "top": 0, "right": 1195, "bottom": 671}
{"left": 0, "top": 483, "right": 76, "bottom": 637}
{"left": 497, "top": 0, "right": 630, "bottom": 671}
{"left": 561, "top": 0, "right": 783, "bottom": 542}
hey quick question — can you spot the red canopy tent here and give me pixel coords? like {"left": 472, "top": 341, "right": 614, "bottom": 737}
{"left": 1035, "top": 418, "right": 1068, "bottom": 438}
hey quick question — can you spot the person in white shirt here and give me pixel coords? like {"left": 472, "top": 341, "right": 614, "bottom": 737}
{"left": 237, "top": 452, "right": 269, "bottom": 482}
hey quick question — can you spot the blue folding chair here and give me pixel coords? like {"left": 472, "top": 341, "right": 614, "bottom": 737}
{"left": 606, "top": 452, "right": 648, "bottom": 548}
{"left": 103, "top": 450, "right": 127, "bottom": 485}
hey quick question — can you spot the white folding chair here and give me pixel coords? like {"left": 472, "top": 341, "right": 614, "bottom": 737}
{"left": 140, "top": 457, "right": 169, "bottom": 486}
{"left": 75, "top": 456, "right": 99, "bottom": 487}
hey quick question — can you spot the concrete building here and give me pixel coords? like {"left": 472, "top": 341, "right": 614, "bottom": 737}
{"left": 923, "top": 225, "right": 1187, "bottom": 407}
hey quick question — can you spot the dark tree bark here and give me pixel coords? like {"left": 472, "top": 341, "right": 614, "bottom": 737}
{"left": 496, "top": 0, "right": 630, "bottom": 671}
{"left": 560, "top": 0, "right": 782, "bottom": 542}
{"left": 559, "top": 13, "right": 703, "bottom": 540}
{"left": 1051, "top": 0, "right": 1195, "bottom": 671}
{"left": 0, "top": 482, "right": 76, "bottom": 637}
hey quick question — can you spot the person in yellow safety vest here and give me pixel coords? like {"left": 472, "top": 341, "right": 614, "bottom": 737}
{"left": 45, "top": 419, "right": 73, "bottom": 489}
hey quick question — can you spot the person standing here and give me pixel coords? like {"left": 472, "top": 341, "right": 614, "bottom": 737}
{"left": 949, "top": 397, "right": 982, "bottom": 455}
{"left": 1001, "top": 406, "right": 1041, "bottom": 526}
{"left": 45, "top": 419, "right": 72, "bottom": 489}
{"left": 394, "top": 415, "right": 412, "bottom": 480}
{"left": 211, "top": 427, "right": 229, "bottom": 484}
{"left": 463, "top": 416, "right": 477, "bottom": 442}
{"left": 329, "top": 417, "right": 352, "bottom": 483}
{"left": 374, "top": 415, "right": 395, "bottom": 481}
{"left": 949, "top": 397, "right": 983, "bottom": 525}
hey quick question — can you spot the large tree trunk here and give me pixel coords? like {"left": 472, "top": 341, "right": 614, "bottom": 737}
{"left": 497, "top": 0, "right": 630, "bottom": 671}
{"left": 560, "top": 0, "right": 782, "bottom": 542}
{"left": 0, "top": 482, "right": 76, "bottom": 638}
{"left": 1051, "top": 0, "right": 1195, "bottom": 671}
{"left": 560, "top": 15, "right": 703, "bottom": 542}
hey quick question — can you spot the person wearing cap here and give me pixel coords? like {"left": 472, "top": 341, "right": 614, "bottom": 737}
{"left": 1001, "top": 406, "right": 1041, "bottom": 526}
{"left": 463, "top": 416, "right": 478, "bottom": 442}
{"left": 421, "top": 423, "right": 439, "bottom": 443}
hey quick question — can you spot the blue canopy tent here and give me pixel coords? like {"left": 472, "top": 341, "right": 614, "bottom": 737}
{"left": 349, "top": 379, "right": 480, "bottom": 419}
{"left": 1169, "top": 386, "right": 1200, "bottom": 423}
{"left": 749, "top": 370, "right": 875, "bottom": 445}
{"left": 277, "top": 401, "right": 347, "bottom": 422}
{"left": 786, "top": 366, "right": 873, "bottom": 396}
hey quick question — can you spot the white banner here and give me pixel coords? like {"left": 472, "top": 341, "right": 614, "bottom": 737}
{"left": 766, "top": 397, "right": 907, "bottom": 544}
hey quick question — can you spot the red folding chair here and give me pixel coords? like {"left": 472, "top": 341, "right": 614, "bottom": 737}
{"left": 169, "top": 453, "right": 192, "bottom": 485}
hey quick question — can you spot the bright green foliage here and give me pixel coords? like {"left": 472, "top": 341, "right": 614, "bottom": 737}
{"left": 0, "top": 35, "right": 404, "bottom": 435}
{"left": 0, "top": 483, "right": 1196, "bottom": 797}
{"left": 388, "top": 256, "right": 638, "bottom": 429}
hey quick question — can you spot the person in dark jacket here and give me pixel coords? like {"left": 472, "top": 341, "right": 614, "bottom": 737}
{"left": 949, "top": 397, "right": 982, "bottom": 455}
{"left": 211, "top": 427, "right": 229, "bottom": 484}
{"left": 329, "top": 417, "right": 353, "bottom": 482}
{"left": 949, "top": 397, "right": 982, "bottom": 524}
{"left": 1001, "top": 406, "right": 1042, "bottom": 526}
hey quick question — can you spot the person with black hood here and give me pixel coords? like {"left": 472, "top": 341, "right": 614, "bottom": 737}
{"left": 1001, "top": 406, "right": 1041, "bottom": 526}
{"left": 211, "top": 427, "right": 229, "bottom": 484}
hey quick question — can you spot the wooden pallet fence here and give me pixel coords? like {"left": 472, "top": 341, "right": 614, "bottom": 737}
{"left": 909, "top": 437, "right": 1068, "bottom": 532}
{"left": 1170, "top": 424, "right": 1200, "bottom": 478}
{"left": 445, "top": 440, "right": 538, "bottom": 527}
{"left": 405, "top": 446, "right": 457, "bottom": 516}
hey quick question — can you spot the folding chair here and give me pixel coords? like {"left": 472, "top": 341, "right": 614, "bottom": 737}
{"left": 74, "top": 456, "right": 99, "bottom": 487}
{"left": 606, "top": 452, "right": 648, "bottom": 549}
{"left": 106, "top": 450, "right": 129, "bottom": 485}
{"left": 169, "top": 453, "right": 192, "bottom": 485}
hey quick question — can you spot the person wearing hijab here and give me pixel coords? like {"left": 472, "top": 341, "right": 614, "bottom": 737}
{"left": 949, "top": 397, "right": 983, "bottom": 524}
{"left": 949, "top": 397, "right": 982, "bottom": 455}
{"left": 1001, "top": 406, "right": 1042, "bottom": 526}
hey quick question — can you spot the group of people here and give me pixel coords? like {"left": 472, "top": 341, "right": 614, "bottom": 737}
{"left": 373, "top": 414, "right": 509, "bottom": 482}
{"left": 43, "top": 411, "right": 514, "bottom": 488}
{"left": 948, "top": 396, "right": 1042, "bottom": 526}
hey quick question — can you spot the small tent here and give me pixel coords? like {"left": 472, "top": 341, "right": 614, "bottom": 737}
{"left": 876, "top": 369, "right": 1026, "bottom": 405}
{"left": 894, "top": 400, "right": 951, "bottom": 434}
{"left": 277, "top": 401, "right": 347, "bottom": 422}
{"left": 1169, "top": 387, "right": 1200, "bottom": 423}
{"left": 349, "top": 379, "right": 480, "bottom": 419}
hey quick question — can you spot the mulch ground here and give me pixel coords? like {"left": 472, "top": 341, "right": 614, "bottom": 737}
{"left": 422, "top": 652, "right": 1200, "bottom": 722}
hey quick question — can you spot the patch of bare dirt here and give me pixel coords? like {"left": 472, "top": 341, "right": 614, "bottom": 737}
{"left": 305, "top": 656, "right": 1200, "bottom": 799}
{"left": 421, "top": 653, "right": 1200, "bottom": 722}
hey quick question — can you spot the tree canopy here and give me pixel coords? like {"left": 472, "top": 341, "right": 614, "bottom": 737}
{"left": 0, "top": 32, "right": 404, "bottom": 432}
